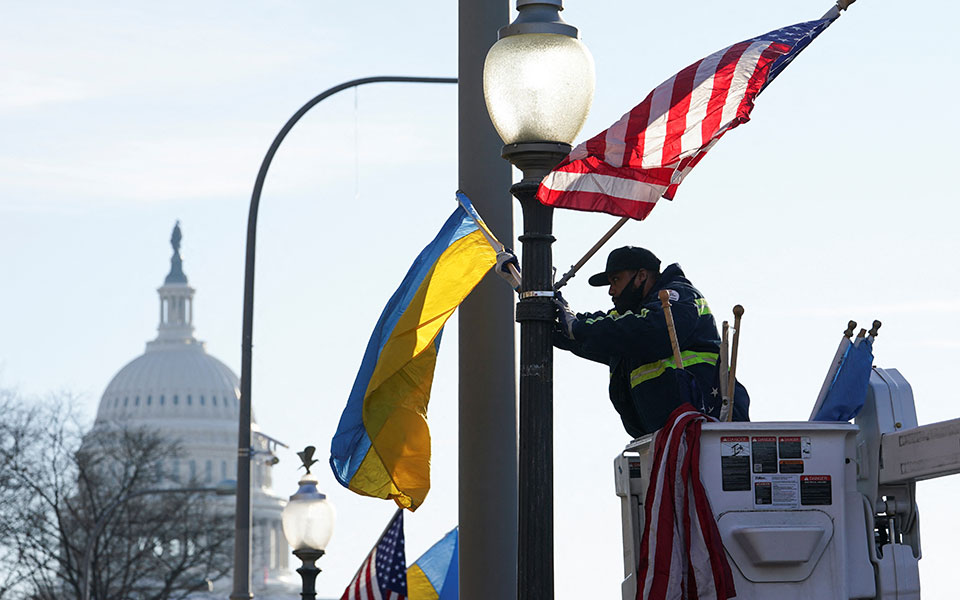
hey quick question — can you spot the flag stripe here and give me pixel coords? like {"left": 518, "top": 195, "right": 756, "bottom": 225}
{"left": 662, "top": 59, "right": 701, "bottom": 166}
{"left": 604, "top": 112, "right": 630, "bottom": 168}
{"left": 639, "top": 76, "right": 680, "bottom": 169}
{"left": 677, "top": 50, "right": 724, "bottom": 154}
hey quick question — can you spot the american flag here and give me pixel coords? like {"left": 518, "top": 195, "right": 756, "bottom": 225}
{"left": 637, "top": 405, "right": 735, "bottom": 600}
{"left": 341, "top": 510, "right": 408, "bottom": 600}
{"left": 537, "top": 12, "right": 840, "bottom": 220}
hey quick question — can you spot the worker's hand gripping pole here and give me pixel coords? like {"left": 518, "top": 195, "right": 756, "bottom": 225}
{"left": 658, "top": 290, "right": 685, "bottom": 372}
{"left": 725, "top": 305, "right": 745, "bottom": 421}
{"left": 718, "top": 321, "right": 732, "bottom": 422}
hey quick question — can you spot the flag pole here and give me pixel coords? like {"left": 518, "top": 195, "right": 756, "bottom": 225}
{"left": 554, "top": 216, "right": 629, "bottom": 290}
{"left": 823, "top": 0, "right": 855, "bottom": 19}
{"left": 725, "top": 305, "right": 745, "bottom": 421}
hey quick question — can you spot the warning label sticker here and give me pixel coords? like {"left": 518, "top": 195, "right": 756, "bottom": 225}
{"left": 754, "top": 475, "right": 799, "bottom": 507}
{"left": 754, "top": 480, "right": 771, "bottom": 505}
{"left": 721, "top": 436, "right": 750, "bottom": 457}
{"left": 778, "top": 436, "right": 802, "bottom": 459}
{"left": 802, "top": 437, "right": 812, "bottom": 459}
{"left": 801, "top": 475, "right": 832, "bottom": 505}
{"left": 751, "top": 437, "right": 778, "bottom": 473}
{"left": 779, "top": 459, "right": 804, "bottom": 474}
{"left": 720, "top": 437, "right": 751, "bottom": 492}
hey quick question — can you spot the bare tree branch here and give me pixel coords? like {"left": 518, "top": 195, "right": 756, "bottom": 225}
{"left": 0, "top": 391, "right": 233, "bottom": 600}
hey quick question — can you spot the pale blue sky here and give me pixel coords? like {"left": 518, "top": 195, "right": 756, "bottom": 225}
{"left": 2, "top": 1, "right": 959, "bottom": 597}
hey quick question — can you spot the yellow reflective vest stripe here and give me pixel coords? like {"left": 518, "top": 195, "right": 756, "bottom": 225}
{"left": 629, "top": 350, "right": 719, "bottom": 387}
{"left": 694, "top": 298, "right": 711, "bottom": 316}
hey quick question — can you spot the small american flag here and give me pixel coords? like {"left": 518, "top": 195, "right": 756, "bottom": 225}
{"left": 341, "top": 510, "right": 408, "bottom": 600}
{"left": 538, "top": 12, "right": 840, "bottom": 220}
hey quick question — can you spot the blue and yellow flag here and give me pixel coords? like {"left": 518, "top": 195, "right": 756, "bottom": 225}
{"left": 330, "top": 194, "right": 498, "bottom": 510}
{"left": 407, "top": 527, "right": 458, "bottom": 600}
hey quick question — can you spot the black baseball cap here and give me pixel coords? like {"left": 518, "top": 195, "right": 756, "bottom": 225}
{"left": 587, "top": 246, "right": 661, "bottom": 287}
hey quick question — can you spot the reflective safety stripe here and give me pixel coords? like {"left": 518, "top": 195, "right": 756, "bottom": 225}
{"left": 585, "top": 307, "right": 649, "bottom": 325}
{"left": 630, "top": 350, "right": 719, "bottom": 387}
{"left": 695, "top": 298, "right": 711, "bottom": 316}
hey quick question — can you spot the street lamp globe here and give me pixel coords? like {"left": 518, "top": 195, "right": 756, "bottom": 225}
{"left": 483, "top": 0, "right": 595, "bottom": 145}
{"left": 281, "top": 470, "right": 335, "bottom": 552}
{"left": 282, "top": 447, "right": 335, "bottom": 600}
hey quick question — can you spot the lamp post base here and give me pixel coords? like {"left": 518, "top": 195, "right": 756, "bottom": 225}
{"left": 293, "top": 548, "right": 325, "bottom": 600}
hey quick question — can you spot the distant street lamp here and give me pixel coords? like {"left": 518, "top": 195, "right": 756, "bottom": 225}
{"left": 80, "top": 479, "right": 237, "bottom": 600}
{"left": 281, "top": 446, "right": 335, "bottom": 600}
{"left": 483, "top": 1, "right": 594, "bottom": 598}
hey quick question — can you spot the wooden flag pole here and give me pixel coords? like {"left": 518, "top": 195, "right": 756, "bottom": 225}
{"left": 725, "top": 305, "right": 745, "bottom": 421}
{"left": 658, "top": 290, "right": 685, "bottom": 371}
{"left": 718, "top": 321, "right": 731, "bottom": 422}
{"left": 554, "top": 216, "right": 630, "bottom": 290}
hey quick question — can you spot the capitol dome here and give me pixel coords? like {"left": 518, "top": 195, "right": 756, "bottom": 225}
{"left": 95, "top": 221, "right": 244, "bottom": 428}
{"left": 90, "top": 223, "right": 295, "bottom": 595}
{"left": 98, "top": 347, "right": 240, "bottom": 424}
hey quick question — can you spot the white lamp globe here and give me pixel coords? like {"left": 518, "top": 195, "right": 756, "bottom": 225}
{"left": 281, "top": 471, "right": 335, "bottom": 551}
{"left": 483, "top": 31, "right": 594, "bottom": 145}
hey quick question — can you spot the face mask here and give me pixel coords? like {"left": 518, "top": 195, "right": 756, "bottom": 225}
{"left": 613, "top": 272, "right": 646, "bottom": 313}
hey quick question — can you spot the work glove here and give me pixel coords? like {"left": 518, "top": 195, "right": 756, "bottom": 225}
{"left": 495, "top": 248, "right": 522, "bottom": 291}
{"left": 554, "top": 295, "right": 577, "bottom": 340}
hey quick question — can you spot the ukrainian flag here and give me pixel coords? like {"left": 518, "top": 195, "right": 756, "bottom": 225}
{"left": 407, "top": 528, "right": 458, "bottom": 600}
{"left": 330, "top": 194, "right": 498, "bottom": 510}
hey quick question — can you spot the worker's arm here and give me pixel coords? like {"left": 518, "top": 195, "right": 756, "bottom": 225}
{"left": 570, "top": 289, "right": 701, "bottom": 362}
{"left": 553, "top": 316, "right": 610, "bottom": 365}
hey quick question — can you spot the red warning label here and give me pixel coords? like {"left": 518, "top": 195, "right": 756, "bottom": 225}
{"left": 800, "top": 475, "right": 832, "bottom": 505}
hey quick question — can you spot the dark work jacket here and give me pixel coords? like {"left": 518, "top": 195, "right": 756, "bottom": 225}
{"left": 555, "top": 263, "right": 749, "bottom": 437}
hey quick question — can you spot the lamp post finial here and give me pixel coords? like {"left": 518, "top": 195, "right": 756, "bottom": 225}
{"left": 297, "top": 446, "right": 318, "bottom": 474}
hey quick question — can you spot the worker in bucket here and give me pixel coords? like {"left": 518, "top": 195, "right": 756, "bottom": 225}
{"left": 553, "top": 246, "right": 749, "bottom": 437}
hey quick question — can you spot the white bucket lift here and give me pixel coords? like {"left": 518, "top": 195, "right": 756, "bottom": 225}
{"left": 614, "top": 367, "right": 960, "bottom": 599}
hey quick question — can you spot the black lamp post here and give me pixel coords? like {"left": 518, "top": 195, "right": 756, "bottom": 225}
{"left": 281, "top": 446, "right": 335, "bottom": 600}
{"left": 482, "top": 1, "right": 594, "bottom": 598}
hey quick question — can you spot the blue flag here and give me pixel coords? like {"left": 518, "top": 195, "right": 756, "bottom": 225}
{"left": 813, "top": 339, "right": 874, "bottom": 421}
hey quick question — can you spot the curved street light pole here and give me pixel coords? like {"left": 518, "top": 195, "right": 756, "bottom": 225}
{"left": 80, "top": 481, "right": 236, "bottom": 600}
{"left": 230, "top": 75, "right": 457, "bottom": 600}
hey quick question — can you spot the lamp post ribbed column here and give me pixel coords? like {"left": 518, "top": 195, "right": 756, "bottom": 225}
{"left": 506, "top": 143, "right": 570, "bottom": 600}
